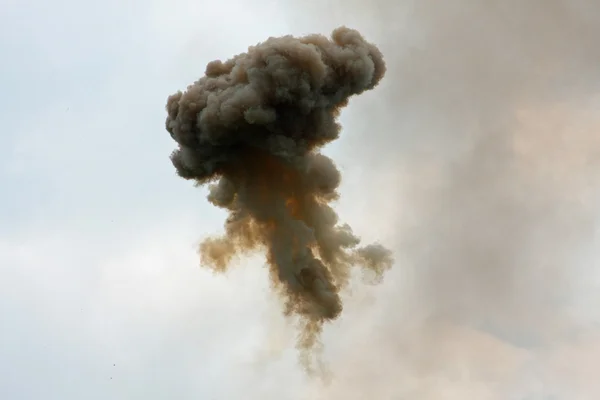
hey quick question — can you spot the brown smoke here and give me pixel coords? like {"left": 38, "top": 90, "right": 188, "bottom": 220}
{"left": 164, "top": 27, "right": 393, "bottom": 369}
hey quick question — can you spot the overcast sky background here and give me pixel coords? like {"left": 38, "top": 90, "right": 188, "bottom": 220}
{"left": 3, "top": 1, "right": 600, "bottom": 399}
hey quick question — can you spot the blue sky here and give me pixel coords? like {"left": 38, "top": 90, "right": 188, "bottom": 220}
{"left": 2, "top": 1, "right": 600, "bottom": 399}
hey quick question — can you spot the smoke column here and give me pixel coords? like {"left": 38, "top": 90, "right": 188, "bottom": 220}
{"left": 164, "top": 27, "right": 393, "bottom": 368}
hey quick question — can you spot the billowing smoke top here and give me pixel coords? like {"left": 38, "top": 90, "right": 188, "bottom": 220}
{"left": 166, "top": 27, "right": 385, "bottom": 180}
{"left": 165, "top": 26, "right": 392, "bottom": 369}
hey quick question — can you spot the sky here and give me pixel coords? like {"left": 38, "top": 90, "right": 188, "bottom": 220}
{"left": 2, "top": 0, "right": 600, "bottom": 399}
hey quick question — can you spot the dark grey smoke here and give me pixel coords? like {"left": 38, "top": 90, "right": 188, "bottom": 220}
{"left": 164, "top": 27, "right": 393, "bottom": 371}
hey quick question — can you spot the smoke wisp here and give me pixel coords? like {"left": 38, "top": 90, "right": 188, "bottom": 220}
{"left": 164, "top": 27, "right": 393, "bottom": 370}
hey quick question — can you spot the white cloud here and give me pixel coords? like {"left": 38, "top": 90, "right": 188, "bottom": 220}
{"left": 0, "top": 216, "right": 301, "bottom": 399}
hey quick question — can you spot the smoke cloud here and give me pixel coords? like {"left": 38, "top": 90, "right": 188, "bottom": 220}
{"left": 164, "top": 27, "right": 393, "bottom": 370}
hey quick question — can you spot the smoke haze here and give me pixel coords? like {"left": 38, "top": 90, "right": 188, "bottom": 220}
{"left": 272, "top": 0, "right": 600, "bottom": 398}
